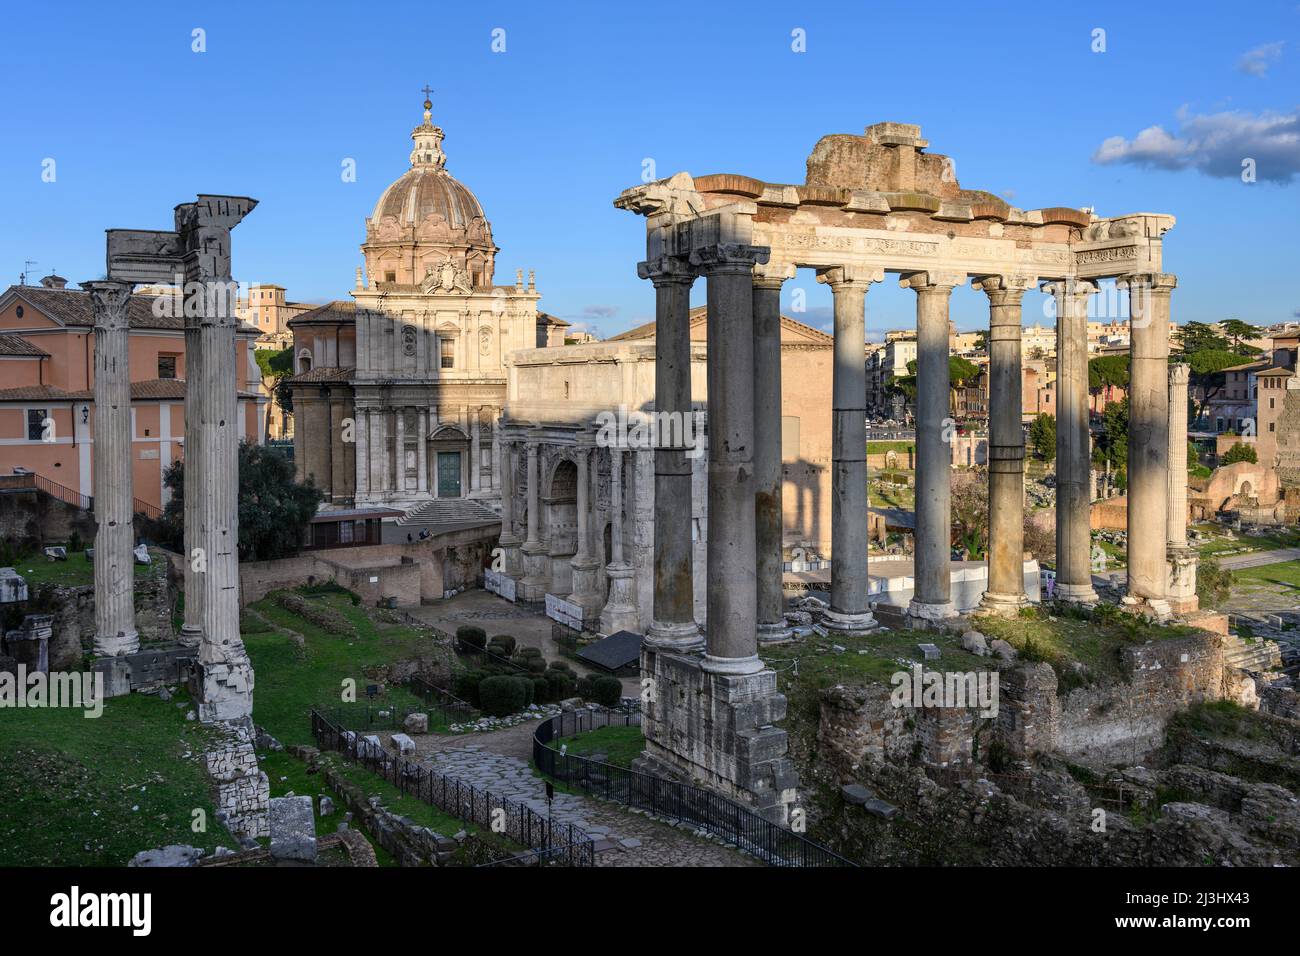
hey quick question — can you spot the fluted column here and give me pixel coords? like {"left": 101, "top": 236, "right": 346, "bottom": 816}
{"left": 185, "top": 196, "right": 258, "bottom": 724}
{"left": 179, "top": 305, "right": 205, "bottom": 646}
{"left": 599, "top": 447, "right": 638, "bottom": 634}
{"left": 693, "top": 242, "right": 768, "bottom": 672}
{"left": 903, "top": 272, "right": 961, "bottom": 624}
{"left": 754, "top": 265, "right": 796, "bottom": 642}
{"left": 818, "top": 266, "right": 884, "bottom": 632}
{"left": 1165, "top": 361, "right": 1198, "bottom": 612}
{"left": 416, "top": 407, "right": 428, "bottom": 494}
{"left": 85, "top": 280, "right": 139, "bottom": 657}
{"left": 1121, "top": 273, "right": 1176, "bottom": 607}
{"left": 394, "top": 405, "right": 406, "bottom": 493}
{"left": 1044, "top": 279, "right": 1098, "bottom": 603}
{"left": 470, "top": 412, "right": 482, "bottom": 495}
{"left": 976, "top": 275, "right": 1035, "bottom": 615}
{"left": 569, "top": 446, "right": 602, "bottom": 615}
{"left": 640, "top": 256, "right": 702, "bottom": 649}
{"left": 519, "top": 439, "right": 547, "bottom": 600}
{"left": 499, "top": 440, "right": 522, "bottom": 577}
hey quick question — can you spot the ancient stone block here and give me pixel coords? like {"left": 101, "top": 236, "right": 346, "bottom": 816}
{"left": 269, "top": 795, "right": 317, "bottom": 863}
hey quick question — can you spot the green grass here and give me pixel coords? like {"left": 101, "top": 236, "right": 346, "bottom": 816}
{"left": 0, "top": 690, "right": 232, "bottom": 866}
{"left": 867, "top": 441, "right": 915, "bottom": 455}
{"left": 1196, "top": 528, "right": 1300, "bottom": 558}
{"left": 1231, "top": 559, "right": 1300, "bottom": 590}
{"left": 763, "top": 627, "right": 992, "bottom": 690}
{"left": 547, "top": 724, "right": 646, "bottom": 769}
{"left": 244, "top": 591, "right": 454, "bottom": 747}
{"left": 15, "top": 551, "right": 151, "bottom": 588}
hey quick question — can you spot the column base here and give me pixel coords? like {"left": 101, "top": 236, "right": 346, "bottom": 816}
{"left": 757, "top": 619, "right": 795, "bottom": 644}
{"left": 598, "top": 563, "right": 639, "bottom": 635}
{"left": 92, "top": 629, "right": 140, "bottom": 658}
{"left": 700, "top": 653, "right": 765, "bottom": 675}
{"left": 907, "top": 599, "right": 957, "bottom": 628}
{"left": 178, "top": 624, "right": 202, "bottom": 648}
{"left": 1055, "top": 582, "right": 1099, "bottom": 604}
{"left": 820, "top": 609, "right": 876, "bottom": 633}
{"left": 518, "top": 541, "right": 549, "bottom": 602}
{"left": 645, "top": 619, "right": 705, "bottom": 652}
{"left": 1121, "top": 594, "right": 1173, "bottom": 622}
{"left": 1166, "top": 546, "right": 1200, "bottom": 616}
{"left": 977, "top": 591, "right": 1028, "bottom": 618}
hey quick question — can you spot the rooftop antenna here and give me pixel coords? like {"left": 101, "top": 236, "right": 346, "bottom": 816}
{"left": 20, "top": 260, "right": 38, "bottom": 285}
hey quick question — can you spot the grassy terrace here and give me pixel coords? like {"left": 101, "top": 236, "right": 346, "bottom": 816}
{"left": 0, "top": 689, "right": 230, "bottom": 866}
{"left": 1192, "top": 525, "right": 1300, "bottom": 557}
{"left": 1232, "top": 560, "right": 1300, "bottom": 591}
{"left": 15, "top": 550, "right": 152, "bottom": 588}
{"left": 763, "top": 626, "right": 991, "bottom": 691}
{"left": 242, "top": 590, "right": 452, "bottom": 747}
{"left": 547, "top": 724, "right": 646, "bottom": 769}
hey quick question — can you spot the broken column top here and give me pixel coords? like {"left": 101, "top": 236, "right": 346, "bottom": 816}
{"left": 863, "top": 122, "right": 928, "bottom": 148}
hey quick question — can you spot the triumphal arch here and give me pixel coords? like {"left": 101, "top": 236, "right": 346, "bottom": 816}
{"left": 616, "top": 122, "right": 1183, "bottom": 822}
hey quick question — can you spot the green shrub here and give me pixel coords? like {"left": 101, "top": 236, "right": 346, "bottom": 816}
{"left": 531, "top": 676, "right": 550, "bottom": 703}
{"left": 453, "top": 668, "right": 489, "bottom": 707}
{"left": 488, "top": 634, "right": 517, "bottom": 656}
{"left": 545, "top": 669, "right": 576, "bottom": 700}
{"left": 547, "top": 660, "right": 575, "bottom": 676}
{"left": 576, "top": 675, "right": 596, "bottom": 699}
{"left": 524, "top": 656, "right": 547, "bottom": 674}
{"left": 591, "top": 676, "right": 623, "bottom": 708}
{"left": 479, "top": 675, "right": 529, "bottom": 717}
{"left": 456, "top": 625, "right": 487, "bottom": 651}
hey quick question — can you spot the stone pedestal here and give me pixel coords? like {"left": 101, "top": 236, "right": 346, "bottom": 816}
{"left": 1166, "top": 546, "right": 1200, "bottom": 616}
{"left": 598, "top": 564, "right": 639, "bottom": 635}
{"left": 640, "top": 647, "right": 798, "bottom": 825}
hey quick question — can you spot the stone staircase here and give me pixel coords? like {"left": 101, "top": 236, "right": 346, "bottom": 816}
{"left": 1222, "top": 632, "right": 1285, "bottom": 674}
{"left": 394, "top": 498, "right": 501, "bottom": 534}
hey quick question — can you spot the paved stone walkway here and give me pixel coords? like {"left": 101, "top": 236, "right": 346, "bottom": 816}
{"left": 1217, "top": 547, "right": 1300, "bottom": 570}
{"left": 412, "top": 724, "right": 757, "bottom": 867}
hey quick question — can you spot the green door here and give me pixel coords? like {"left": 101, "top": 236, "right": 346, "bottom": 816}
{"left": 436, "top": 451, "right": 462, "bottom": 498}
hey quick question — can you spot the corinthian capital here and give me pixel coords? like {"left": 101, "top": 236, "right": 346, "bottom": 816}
{"left": 82, "top": 279, "right": 134, "bottom": 330}
{"left": 689, "top": 243, "right": 770, "bottom": 275}
{"left": 637, "top": 255, "right": 695, "bottom": 286}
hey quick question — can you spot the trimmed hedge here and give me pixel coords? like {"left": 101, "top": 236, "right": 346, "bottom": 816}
{"left": 456, "top": 625, "right": 487, "bottom": 651}
{"left": 479, "top": 675, "right": 532, "bottom": 717}
{"left": 487, "top": 634, "right": 517, "bottom": 656}
{"left": 577, "top": 674, "right": 623, "bottom": 708}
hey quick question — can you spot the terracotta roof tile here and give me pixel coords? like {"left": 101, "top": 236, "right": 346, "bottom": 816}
{"left": 0, "top": 334, "right": 49, "bottom": 357}
{"left": 2, "top": 285, "right": 262, "bottom": 335}
{"left": 0, "top": 378, "right": 262, "bottom": 402}
{"left": 287, "top": 366, "right": 354, "bottom": 384}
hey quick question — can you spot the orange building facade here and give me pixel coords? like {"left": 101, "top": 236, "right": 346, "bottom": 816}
{"left": 0, "top": 277, "right": 267, "bottom": 512}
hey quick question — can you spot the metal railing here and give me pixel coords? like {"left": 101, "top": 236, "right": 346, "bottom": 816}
{"left": 408, "top": 675, "right": 476, "bottom": 726}
{"left": 32, "top": 473, "right": 92, "bottom": 511}
{"left": 534, "top": 709, "right": 858, "bottom": 868}
{"left": 311, "top": 708, "right": 594, "bottom": 866}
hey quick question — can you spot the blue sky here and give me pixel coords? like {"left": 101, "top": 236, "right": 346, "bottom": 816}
{"left": 2, "top": 0, "right": 1298, "bottom": 339}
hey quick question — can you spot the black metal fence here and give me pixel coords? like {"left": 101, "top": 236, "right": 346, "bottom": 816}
{"left": 311, "top": 708, "right": 594, "bottom": 866}
{"left": 534, "top": 709, "right": 857, "bottom": 867}
{"left": 408, "top": 675, "right": 476, "bottom": 725}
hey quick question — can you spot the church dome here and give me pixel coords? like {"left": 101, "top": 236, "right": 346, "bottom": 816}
{"left": 371, "top": 166, "right": 487, "bottom": 231}
{"left": 362, "top": 97, "right": 498, "bottom": 288}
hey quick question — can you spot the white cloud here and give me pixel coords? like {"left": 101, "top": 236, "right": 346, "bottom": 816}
{"left": 583, "top": 304, "right": 618, "bottom": 318}
{"left": 1092, "top": 106, "right": 1300, "bottom": 182}
{"left": 1238, "top": 41, "right": 1285, "bottom": 77}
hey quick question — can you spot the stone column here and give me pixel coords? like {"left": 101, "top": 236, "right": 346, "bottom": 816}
{"left": 818, "top": 266, "right": 883, "bottom": 632}
{"left": 416, "top": 407, "right": 428, "bottom": 494}
{"left": 498, "top": 439, "right": 523, "bottom": 578}
{"left": 976, "top": 276, "right": 1034, "bottom": 615}
{"left": 754, "top": 266, "right": 796, "bottom": 642}
{"left": 569, "top": 446, "right": 601, "bottom": 616}
{"left": 519, "top": 439, "right": 547, "bottom": 600}
{"left": 185, "top": 196, "right": 257, "bottom": 723}
{"left": 179, "top": 304, "right": 205, "bottom": 646}
{"left": 470, "top": 412, "right": 482, "bottom": 495}
{"left": 903, "top": 272, "right": 961, "bottom": 625}
{"left": 1121, "top": 273, "right": 1176, "bottom": 609}
{"left": 640, "top": 256, "right": 702, "bottom": 650}
{"left": 1166, "top": 362, "right": 1198, "bottom": 613}
{"left": 693, "top": 242, "right": 768, "bottom": 672}
{"left": 354, "top": 407, "right": 369, "bottom": 501}
{"left": 85, "top": 280, "right": 139, "bottom": 657}
{"left": 599, "top": 447, "right": 638, "bottom": 634}
{"left": 394, "top": 405, "right": 406, "bottom": 493}
{"left": 1045, "top": 279, "right": 1098, "bottom": 603}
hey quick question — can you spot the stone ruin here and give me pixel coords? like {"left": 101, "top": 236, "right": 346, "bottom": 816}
{"left": 613, "top": 121, "right": 1194, "bottom": 822}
